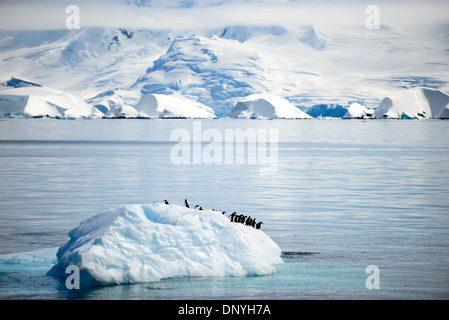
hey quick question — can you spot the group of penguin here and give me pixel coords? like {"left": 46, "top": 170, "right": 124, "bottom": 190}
{"left": 163, "top": 199, "right": 264, "bottom": 230}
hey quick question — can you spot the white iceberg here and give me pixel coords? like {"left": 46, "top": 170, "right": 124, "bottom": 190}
{"left": 374, "top": 87, "right": 449, "bottom": 119}
{"left": 134, "top": 93, "right": 216, "bottom": 118}
{"left": 86, "top": 88, "right": 143, "bottom": 116}
{"left": 231, "top": 94, "right": 312, "bottom": 119}
{"left": 0, "top": 81, "right": 102, "bottom": 119}
{"left": 342, "top": 102, "right": 375, "bottom": 119}
{"left": 47, "top": 203, "right": 283, "bottom": 287}
{"left": 103, "top": 105, "right": 140, "bottom": 118}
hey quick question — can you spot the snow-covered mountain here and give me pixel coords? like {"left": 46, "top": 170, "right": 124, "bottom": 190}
{"left": 0, "top": 0, "right": 448, "bottom": 118}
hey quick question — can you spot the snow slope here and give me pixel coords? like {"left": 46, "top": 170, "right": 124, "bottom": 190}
{"left": 47, "top": 203, "right": 283, "bottom": 287}
{"left": 374, "top": 87, "right": 449, "bottom": 119}
{"left": 231, "top": 94, "right": 311, "bottom": 119}
{"left": 0, "top": 28, "right": 171, "bottom": 99}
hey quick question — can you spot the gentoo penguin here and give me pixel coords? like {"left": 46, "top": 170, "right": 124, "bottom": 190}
{"left": 199, "top": 207, "right": 203, "bottom": 210}
{"left": 252, "top": 219, "right": 256, "bottom": 228}
{"left": 229, "top": 212, "right": 236, "bottom": 222}
{"left": 164, "top": 200, "right": 169, "bottom": 205}
{"left": 195, "top": 205, "right": 200, "bottom": 209}
{"left": 222, "top": 211, "right": 226, "bottom": 215}
{"left": 184, "top": 199, "right": 190, "bottom": 208}
{"left": 256, "top": 222, "right": 263, "bottom": 229}
{"left": 239, "top": 215, "right": 246, "bottom": 224}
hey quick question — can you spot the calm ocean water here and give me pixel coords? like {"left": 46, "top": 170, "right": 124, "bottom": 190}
{"left": 0, "top": 118, "right": 448, "bottom": 299}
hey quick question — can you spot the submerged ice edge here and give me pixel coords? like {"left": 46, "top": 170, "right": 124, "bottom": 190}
{"left": 0, "top": 247, "right": 58, "bottom": 271}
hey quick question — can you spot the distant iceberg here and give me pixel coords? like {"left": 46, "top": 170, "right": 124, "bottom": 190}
{"left": 343, "top": 102, "right": 375, "bottom": 119}
{"left": 104, "top": 104, "right": 141, "bottom": 119}
{"left": 231, "top": 94, "right": 312, "bottom": 119}
{"left": 87, "top": 88, "right": 142, "bottom": 117}
{"left": 0, "top": 78, "right": 102, "bottom": 119}
{"left": 374, "top": 87, "right": 449, "bottom": 119}
{"left": 47, "top": 203, "right": 283, "bottom": 288}
{"left": 134, "top": 93, "right": 217, "bottom": 118}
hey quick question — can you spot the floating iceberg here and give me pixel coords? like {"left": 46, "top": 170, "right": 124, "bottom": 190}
{"left": 134, "top": 93, "right": 217, "bottom": 118}
{"left": 374, "top": 87, "right": 449, "bottom": 119}
{"left": 47, "top": 204, "right": 283, "bottom": 287}
{"left": 342, "top": 102, "right": 375, "bottom": 119}
{"left": 0, "top": 78, "right": 102, "bottom": 118}
{"left": 231, "top": 94, "right": 312, "bottom": 119}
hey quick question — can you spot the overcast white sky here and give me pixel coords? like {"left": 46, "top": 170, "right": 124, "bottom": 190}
{"left": 0, "top": 0, "right": 448, "bottom": 32}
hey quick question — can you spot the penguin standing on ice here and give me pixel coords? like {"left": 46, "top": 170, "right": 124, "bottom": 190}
{"left": 230, "top": 212, "right": 236, "bottom": 222}
{"left": 184, "top": 199, "right": 189, "bottom": 208}
{"left": 235, "top": 213, "right": 242, "bottom": 223}
{"left": 164, "top": 200, "right": 169, "bottom": 205}
{"left": 256, "top": 222, "right": 263, "bottom": 229}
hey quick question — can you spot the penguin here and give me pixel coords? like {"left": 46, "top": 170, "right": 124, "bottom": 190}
{"left": 199, "top": 207, "right": 203, "bottom": 210}
{"left": 222, "top": 211, "right": 226, "bottom": 215}
{"left": 195, "top": 205, "right": 200, "bottom": 209}
{"left": 256, "top": 222, "right": 263, "bottom": 229}
{"left": 229, "top": 212, "right": 236, "bottom": 222}
{"left": 246, "top": 217, "right": 252, "bottom": 226}
{"left": 240, "top": 215, "right": 246, "bottom": 224}
{"left": 164, "top": 200, "right": 169, "bottom": 205}
{"left": 184, "top": 199, "right": 189, "bottom": 208}
{"left": 252, "top": 219, "right": 256, "bottom": 228}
